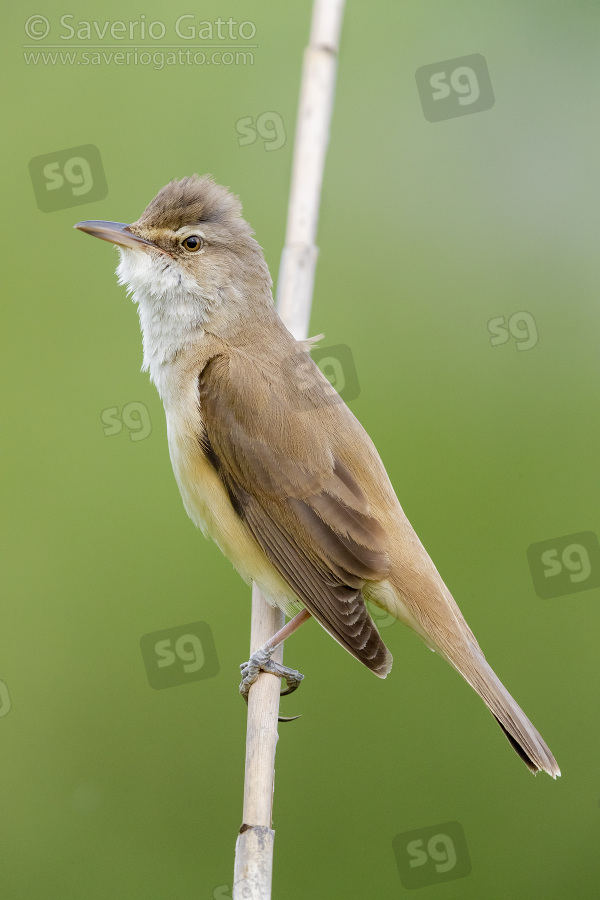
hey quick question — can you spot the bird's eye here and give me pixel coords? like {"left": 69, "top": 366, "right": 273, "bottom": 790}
{"left": 181, "top": 235, "right": 204, "bottom": 252}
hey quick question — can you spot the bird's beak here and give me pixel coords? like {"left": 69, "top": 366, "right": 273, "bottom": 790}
{"left": 74, "top": 220, "right": 167, "bottom": 253}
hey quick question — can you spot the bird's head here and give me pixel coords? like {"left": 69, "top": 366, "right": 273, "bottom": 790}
{"left": 75, "top": 175, "right": 274, "bottom": 370}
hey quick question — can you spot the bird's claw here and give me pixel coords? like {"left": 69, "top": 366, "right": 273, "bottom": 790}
{"left": 239, "top": 645, "right": 304, "bottom": 721}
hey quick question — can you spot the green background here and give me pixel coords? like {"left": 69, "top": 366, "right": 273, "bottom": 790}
{"left": 3, "top": 1, "right": 599, "bottom": 897}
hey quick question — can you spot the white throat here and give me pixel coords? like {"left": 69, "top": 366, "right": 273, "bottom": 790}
{"left": 116, "top": 247, "right": 207, "bottom": 393}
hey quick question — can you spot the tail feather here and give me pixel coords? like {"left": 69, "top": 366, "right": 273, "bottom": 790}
{"left": 494, "top": 719, "right": 542, "bottom": 775}
{"left": 446, "top": 644, "right": 561, "bottom": 778}
{"left": 364, "top": 578, "right": 560, "bottom": 776}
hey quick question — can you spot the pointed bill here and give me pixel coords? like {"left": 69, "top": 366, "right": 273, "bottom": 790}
{"left": 74, "top": 220, "right": 166, "bottom": 253}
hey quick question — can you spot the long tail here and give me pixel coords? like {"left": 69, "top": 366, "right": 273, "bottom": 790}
{"left": 441, "top": 641, "right": 560, "bottom": 778}
{"left": 367, "top": 576, "right": 560, "bottom": 777}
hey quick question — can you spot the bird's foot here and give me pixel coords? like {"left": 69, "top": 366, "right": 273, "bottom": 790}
{"left": 239, "top": 644, "right": 304, "bottom": 722}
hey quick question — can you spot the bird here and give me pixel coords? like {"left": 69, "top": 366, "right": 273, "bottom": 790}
{"left": 75, "top": 174, "right": 560, "bottom": 777}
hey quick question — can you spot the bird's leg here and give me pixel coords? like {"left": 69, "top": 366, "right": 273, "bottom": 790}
{"left": 239, "top": 609, "right": 312, "bottom": 714}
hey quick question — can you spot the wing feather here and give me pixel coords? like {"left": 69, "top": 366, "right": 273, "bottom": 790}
{"left": 198, "top": 350, "right": 392, "bottom": 676}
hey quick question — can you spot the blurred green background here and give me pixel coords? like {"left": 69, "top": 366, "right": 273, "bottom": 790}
{"left": 3, "top": 1, "right": 600, "bottom": 897}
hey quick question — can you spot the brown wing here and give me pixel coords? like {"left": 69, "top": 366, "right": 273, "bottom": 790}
{"left": 198, "top": 350, "right": 393, "bottom": 677}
